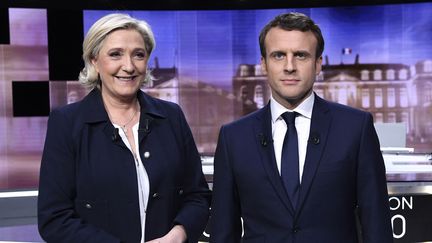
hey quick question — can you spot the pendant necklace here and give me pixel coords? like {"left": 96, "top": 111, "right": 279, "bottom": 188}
{"left": 120, "top": 105, "right": 138, "bottom": 133}
{"left": 104, "top": 99, "right": 139, "bottom": 134}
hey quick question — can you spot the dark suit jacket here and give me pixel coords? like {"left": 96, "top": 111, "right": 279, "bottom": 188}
{"left": 38, "top": 89, "right": 211, "bottom": 243}
{"left": 210, "top": 94, "right": 393, "bottom": 243}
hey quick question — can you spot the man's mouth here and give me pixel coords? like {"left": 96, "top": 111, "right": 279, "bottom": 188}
{"left": 281, "top": 78, "right": 300, "bottom": 83}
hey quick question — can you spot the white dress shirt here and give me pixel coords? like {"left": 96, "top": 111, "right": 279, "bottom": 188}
{"left": 270, "top": 93, "right": 314, "bottom": 182}
{"left": 116, "top": 123, "right": 149, "bottom": 243}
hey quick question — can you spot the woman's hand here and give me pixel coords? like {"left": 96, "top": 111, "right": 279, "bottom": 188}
{"left": 146, "top": 225, "right": 187, "bottom": 243}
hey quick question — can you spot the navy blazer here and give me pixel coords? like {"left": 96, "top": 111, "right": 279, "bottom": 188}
{"left": 210, "top": 94, "right": 393, "bottom": 243}
{"left": 38, "top": 89, "right": 211, "bottom": 243}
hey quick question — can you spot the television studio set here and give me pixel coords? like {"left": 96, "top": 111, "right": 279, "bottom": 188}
{"left": 1, "top": 0, "right": 432, "bottom": 242}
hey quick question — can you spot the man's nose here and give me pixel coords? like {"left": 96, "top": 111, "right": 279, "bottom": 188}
{"left": 284, "top": 56, "right": 296, "bottom": 73}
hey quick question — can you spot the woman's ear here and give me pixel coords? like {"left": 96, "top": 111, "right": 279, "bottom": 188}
{"left": 91, "top": 57, "right": 99, "bottom": 73}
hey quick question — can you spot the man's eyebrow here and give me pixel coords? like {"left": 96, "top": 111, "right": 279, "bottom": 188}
{"left": 270, "top": 50, "right": 286, "bottom": 55}
{"left": 293, "top": 51, "right": 313, "bottom": 58}
{"left": 294, "top": 50, "right": 311, "bottom": 55}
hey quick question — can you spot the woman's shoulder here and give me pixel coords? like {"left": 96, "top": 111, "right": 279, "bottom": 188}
{"left": 49, "top": 90, "right": 99, "bottom": 124}
{"left": 139, "top": 91, "right": 182, "bottom": 115}
{"left": 50, "top": 101, "right": 82, "bottom": 119}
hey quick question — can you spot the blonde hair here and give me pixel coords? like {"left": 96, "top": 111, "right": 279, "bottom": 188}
{"left": 78, "top": 13, "right": 156, "bottom": 89}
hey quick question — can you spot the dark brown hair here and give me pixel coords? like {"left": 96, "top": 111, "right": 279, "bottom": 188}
{"left": 259, "top": 12, "right": 324, "bottom": 59}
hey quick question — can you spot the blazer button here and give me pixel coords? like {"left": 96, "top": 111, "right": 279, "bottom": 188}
{"left": 178, "top": 189, "right": 184, "bottom": 195}
{"left": 143, "top": 151, "right": 150, "bottom": 159}
{"left": 292, "top": 226, "right": 300, "bottom": 233}
{"left": 85, "top": 203, "right": 92, "bottom": 209}
{"left": 152, "top": 192, "right": 159, "bottom": 198}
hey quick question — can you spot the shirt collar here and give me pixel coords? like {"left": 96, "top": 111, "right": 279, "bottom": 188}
{"left": 270, "top": 92, "right": 314, "bottom": 123}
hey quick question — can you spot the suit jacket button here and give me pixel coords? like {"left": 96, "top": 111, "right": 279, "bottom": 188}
{"left": 292, "top": 227, "right": 300, "bottom": 233}
{"left": 178, "top": 189, "right": 184, "bottom": 195}
{"left": 85, "top": 203, "right": 92, "bottom": 209}
{"left": 152, "top": 192, "right": 159, "bottom": 198}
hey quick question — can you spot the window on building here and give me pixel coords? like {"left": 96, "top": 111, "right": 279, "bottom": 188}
{"left": 387, "top": 112, "right": 397, "bottom": 123}
{"left": 240, "top": 85, "right": 248, "bottom": 100}
{"left": 362, "top": 88, "right": 370, "bottom": 108}
{"left": 401, "top": 112, "right": 409, "bottom": 133}
{"left": 254, "top": 64, "right": 262, "bottom": 76}
{"left": 426, "top": 83, "right": 432, "bottom": 103}
{"left": 386, "top": 69, "right": 395, "bottom": 80}
{"left": 424, "top": 60, "right": 432, "bottom": 73}
{"left": 375, "top": 113, "right": 383, "bottom": 123}
{"left": 338, "top": 86, "right": 347, "bottom": 105}
{"left": 373, "top": 69, "right": 382, "bottom": 80}
{"left": 374, "top": 88, "right": 383, "bottom": 108}
{"left": 400, "top": 88, "right": 408, "bottom": 107}
{"left": 240, "top": 65, "right": 249, "bottom": 77}
{"left": 399, "top": 69, "right": 408, "bottom": 80}
{"left": 254, "top": 85, "right": 264, "bottom": 109}
{"left": 361, "top": 70, "right": 369, "bottom": 80}
{"left": 387, "top": 88, "right": 396, "bottom": 107}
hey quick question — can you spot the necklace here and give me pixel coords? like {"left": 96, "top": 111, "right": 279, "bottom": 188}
{"left": 120, "top": 107, "right": 138, "bottom": 133}
{"left": 104, "top": 99, "right": 139, "bottom": 134}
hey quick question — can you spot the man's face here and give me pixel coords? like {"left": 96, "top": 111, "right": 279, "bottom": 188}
{"left": 261, "top": 27, "right": 322, "bottom": 109}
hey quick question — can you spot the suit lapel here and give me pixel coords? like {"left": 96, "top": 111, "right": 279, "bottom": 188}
{"left": 296, "top": 95, "right": 331, "bottom": 216}
{"left": 253, "top": 104, "right": 295, "bottom": 215}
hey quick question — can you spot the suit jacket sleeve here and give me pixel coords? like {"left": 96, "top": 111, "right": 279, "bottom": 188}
{"left": 38, "top": 109, "right": 120, "bottom": 243}
{"left": 210, "top": 125, "right": 242, "bottom": 243}
{"left": 357, "top": 113, "right": 393, "bottom": 243}
{"left": 171, "top": 104, "right": 211, "bottom": 242}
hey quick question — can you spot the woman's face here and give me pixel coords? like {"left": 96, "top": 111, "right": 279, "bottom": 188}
{"left": 92, "top": 29, "right": 149, "bottom": 102}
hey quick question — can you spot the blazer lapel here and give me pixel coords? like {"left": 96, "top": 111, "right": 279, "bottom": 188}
{"left": 136, "top": 91, "right": 166, "bottom": 144}
{"left": 80, "top": 89, "right": 128, "bottom": 149}
{"left": 253, "top": 104, "right": 295, "bottom": 215}
{"left": 296, "top": 95, "right": 331, "bottom": 216}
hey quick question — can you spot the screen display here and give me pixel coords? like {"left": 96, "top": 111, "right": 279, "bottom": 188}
{"left": 1, "top": 3, "right": 432, "bottom": 190}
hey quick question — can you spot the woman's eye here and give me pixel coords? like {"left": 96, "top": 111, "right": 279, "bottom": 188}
{"left": 135, "top": 52, "right": 146, "bottom": 59}
{"left": 109, "top": 52, "right": 121, "bottom": 58}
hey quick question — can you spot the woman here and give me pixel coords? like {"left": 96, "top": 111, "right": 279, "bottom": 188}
{"left": 38, "top": 13, "right": 211, "bottom": 243}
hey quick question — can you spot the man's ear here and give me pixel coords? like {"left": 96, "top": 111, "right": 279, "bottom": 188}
{"left": 315, "top": 56, "right": 322, "bottom": 75}
{"left": 260, "top": 56, "right": 267, "bottom": 75}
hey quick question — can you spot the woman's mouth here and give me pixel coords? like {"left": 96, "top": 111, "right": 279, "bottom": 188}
{"left": 115, "top": 76, "right": 137, "bottom": 81}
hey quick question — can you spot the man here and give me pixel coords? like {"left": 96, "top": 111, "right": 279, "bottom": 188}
{"left": 210, "top": 12, "right": 393, "bottom": 242}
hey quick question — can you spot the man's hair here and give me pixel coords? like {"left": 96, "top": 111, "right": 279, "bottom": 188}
{"left": 259, "top": 12, "right": 324, "bottom": 59}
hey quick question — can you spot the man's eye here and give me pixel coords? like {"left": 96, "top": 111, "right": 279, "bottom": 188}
{"left": 272, "top": 53, "right": 285, "bottom": 60}
{"left": 295, "top": 53, "right": 307, "bottom": 59}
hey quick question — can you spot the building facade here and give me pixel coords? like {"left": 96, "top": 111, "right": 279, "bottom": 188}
{"left": 232, "top": 59, "right": 432, "bottom": 151}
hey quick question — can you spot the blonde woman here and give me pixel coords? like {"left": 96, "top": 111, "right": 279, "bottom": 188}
{"left": 38, "top": 13, "right": 210, "bottom": 243}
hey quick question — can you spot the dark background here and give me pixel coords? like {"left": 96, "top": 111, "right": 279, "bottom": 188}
{"left": 2, "top": 0, "right": 432, "bottom": 10}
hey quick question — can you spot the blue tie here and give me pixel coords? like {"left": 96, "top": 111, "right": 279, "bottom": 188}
{"left": 281, "top": 112, "right": 300, "bottom": 209}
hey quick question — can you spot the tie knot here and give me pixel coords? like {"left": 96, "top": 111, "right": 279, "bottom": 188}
{"left": 281, "top": 112, "right": 297, "bottom": 125}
